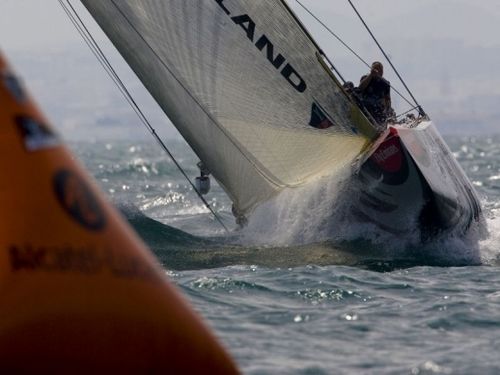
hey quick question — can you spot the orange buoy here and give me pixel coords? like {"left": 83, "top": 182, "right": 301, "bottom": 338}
{"left": 0, "top": 51, "right": 239, "bottom": 374}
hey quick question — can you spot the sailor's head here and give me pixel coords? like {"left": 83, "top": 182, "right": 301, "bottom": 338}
{"left": 371, "top": 61, "right": 384, "bottom": 77}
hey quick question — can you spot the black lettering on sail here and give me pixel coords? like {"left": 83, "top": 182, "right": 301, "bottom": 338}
{"left": 231, "top": 14, "right": 256, "bottom": 42}
{"left": 281, "top": 64, "right": 307, "bottom": 93}
{"left": 213, "top": 5, "right": 307, "bottom": 94}
{"left": 214, "top": 0, "right": 231, "bottom": 15}
{"left": 255, "top": 35, "right": 286, "bottom": 69}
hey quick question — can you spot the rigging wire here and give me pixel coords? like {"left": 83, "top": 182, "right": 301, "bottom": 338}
{"left": 293, "top": 0, "right": 416, "bottom": 111}
{"left": 347, "top": 0, "right": 426, "bottom": 117}
{"left": 396, "top": 105, "right": 420, "bottom": 119}
{"left": 295, "top": 0, "right": 369, "bottom": 68}
{"left": 58, "top": 0, "right": 230, "bottom": 233}
{"left": 108, "top": 0, "right": 295, "bottom": 191}
{"left": 279, "top": 0, "right": 345, "bottom": 83}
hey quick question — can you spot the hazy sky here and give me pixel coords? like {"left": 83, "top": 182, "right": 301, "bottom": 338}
{"left": 1, "top": 0, "right": 498, "bottom": 50}
{"left": 1, "top": 1, "right": 499, "bottom": 138}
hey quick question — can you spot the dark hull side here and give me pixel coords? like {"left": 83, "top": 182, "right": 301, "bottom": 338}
{"left": 354, "top": 121, "right": 482, "bottom": 240}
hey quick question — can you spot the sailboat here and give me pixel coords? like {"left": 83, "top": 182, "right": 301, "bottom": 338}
{"left": 75, "top": 0, "right": 483, "bottom": 240}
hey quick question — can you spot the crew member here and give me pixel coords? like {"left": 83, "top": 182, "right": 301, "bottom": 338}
{"left": 358, "top": 61, "right": 395, "bottom": 126}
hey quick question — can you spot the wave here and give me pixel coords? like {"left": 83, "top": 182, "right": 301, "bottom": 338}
{"left": 118, "top": 200, "right": 493, "bottom": 271}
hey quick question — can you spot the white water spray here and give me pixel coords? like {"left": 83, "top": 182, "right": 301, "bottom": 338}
{"left": 238, "top": 168, "right": 422, "bottom": 248}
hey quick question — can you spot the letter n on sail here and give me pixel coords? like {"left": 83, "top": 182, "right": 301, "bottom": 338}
{"left": 309, "top": 102, "right": 334, "bottom": 129}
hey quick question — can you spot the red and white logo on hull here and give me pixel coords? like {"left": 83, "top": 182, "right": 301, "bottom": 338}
{"left": 372, "top": 136, "right": 403, "bottom": 173}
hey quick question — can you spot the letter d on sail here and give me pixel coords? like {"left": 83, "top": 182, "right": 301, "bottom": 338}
{"left": 281, "top": 63, "right": 306, "bottom": 93}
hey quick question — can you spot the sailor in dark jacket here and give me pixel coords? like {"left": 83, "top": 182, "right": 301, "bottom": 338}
{"left": 358, "top": 61, "right": 395, "bottom": 126}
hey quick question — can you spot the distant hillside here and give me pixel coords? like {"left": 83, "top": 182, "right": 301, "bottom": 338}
{"left": 7, "top": 48, "right": 173, "bottom": 141}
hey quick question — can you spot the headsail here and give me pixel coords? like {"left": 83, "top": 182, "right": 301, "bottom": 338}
{"left": 80, "top": 0, "right": 377, "bottom": 215}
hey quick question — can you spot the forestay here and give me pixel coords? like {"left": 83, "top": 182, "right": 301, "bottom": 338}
{"left": 81, "top": 0, "right": 377, "bottom": 215}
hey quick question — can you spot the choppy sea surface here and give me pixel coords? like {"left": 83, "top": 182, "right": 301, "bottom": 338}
{"left": 71, "top": 134, "right": 500, "bottom": 374}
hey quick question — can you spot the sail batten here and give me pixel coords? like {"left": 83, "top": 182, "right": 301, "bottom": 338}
{"left": 81, "top": 0, "right": 377, "bottom": 214}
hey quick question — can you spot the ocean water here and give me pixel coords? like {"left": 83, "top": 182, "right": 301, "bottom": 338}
{"left": 71, "top": 134, "right": 500, "bottom": 374}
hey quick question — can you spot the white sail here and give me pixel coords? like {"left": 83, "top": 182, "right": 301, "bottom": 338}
{"left": 80, "top": 0, "right": 377, "bottom": 215}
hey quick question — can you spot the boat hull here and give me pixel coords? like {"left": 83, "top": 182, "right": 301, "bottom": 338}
{"left": 355, "top": 121, "right": 482, "bottom": 240}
